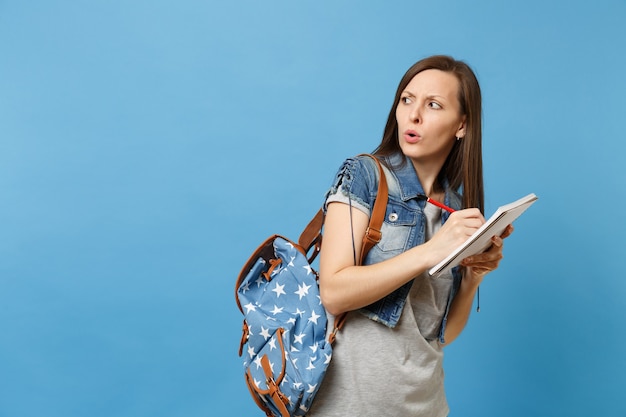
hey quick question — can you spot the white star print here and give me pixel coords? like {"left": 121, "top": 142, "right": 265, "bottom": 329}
{"left": 309, "top": 344, "right": 318, "bottom": 354}
{"left": 247, "top": 345, "right": 256, "bottom": 359}
{"left": 295, "top": 283, "right": 311, "bottom": 300}
{"left": 241, "top": 280, "right": 250, "bottom": 293}
{"left": 268, "top": 337, "right": 277, "bottom": 351}
{"left": 306, "top": 383, "right": 317, "bottom": 393}
{"left": 244, "top": 303, "right": 256, "bottom": 313}
{"left": 259, "top": 326, "right": 270, "bottom": 341}
{"left": 324, "top": 353, "right": 332, "bottom": 364}
{"left": 271, "top": 305, "right": 284, "bottom": 315}
{"left": 293, "top": 332, "right": 305, "bottom": 344}
{"left": 255, "top": 276, "right": 265, "bottom": 288}
{"left": 271, "top": 283, "right": 286, "bottom": 298}
{"left": 303, "top": 264, "right": 313, "bottom": 275}
{"left": 306, "top": 360, "right": 315, "bottom": 371}
{"left": 295, "top": 308, "right": 305, "bottom": 317}
{"left": 288, "top": 256, "right": 296, "bottom": 267}
{"left": 308, "top": 310, "right": 321, "bottom": 325}
{"left": 253, "top": 356, "right": 263, "bottom": 369}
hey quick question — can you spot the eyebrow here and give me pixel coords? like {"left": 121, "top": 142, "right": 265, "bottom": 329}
{"left": 425, "top": 94, "right": 447, "bottom": 101}
{"left": 401, "top": 90, "right": 448, "bottom": 102}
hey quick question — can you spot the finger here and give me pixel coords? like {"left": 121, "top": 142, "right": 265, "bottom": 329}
{"left": 500, "top": 224, "right": 514, "bottom": 239}
{"left": 490, "top": 235, "right": 504, "bottom": 248}
{"left": 451, "top": 208, "right": 485, "bottom": 223}
{"left": 462, "top": 259, "right": 501, "bottom": 274}
{"left": 461, "top": 249, "right": 503, "bottom": 266}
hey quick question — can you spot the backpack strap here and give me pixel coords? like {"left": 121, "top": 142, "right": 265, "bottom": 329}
{"left": 297, "top": 208, "right": 325, "bottom": 263}
{"left": 357, "top": 154, "right": 388, "bottom": 263}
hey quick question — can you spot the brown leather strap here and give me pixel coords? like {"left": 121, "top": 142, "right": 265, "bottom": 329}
{"left": 244, "top": 371, "right": 274, "bottom": 416}
{"left": 297, "top": 208, "right": 325, "bottom": 263}
{"left": 245, "top": 328, "right": 290, "bottom": 417}
{"left": 238, "top": 321, "right": 249, "bottom": 357}
{"left": 358, "top": 154, "right": 388, "bottom": 264}
{"left": 261, "top": 355, "right": 290, "bottom": 417}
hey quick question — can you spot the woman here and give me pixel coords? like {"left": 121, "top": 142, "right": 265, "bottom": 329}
{"left": 309, "top": 55, "right": 513, "bottom": 416}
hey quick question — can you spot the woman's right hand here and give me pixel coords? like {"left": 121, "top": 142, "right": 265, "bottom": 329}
{"left": 424, "top": 208, "right": 485, "bottom": 266}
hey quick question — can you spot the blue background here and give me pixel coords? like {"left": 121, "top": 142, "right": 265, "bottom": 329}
{"left": 2, "top": 1, "right": 625, "bottom": 416}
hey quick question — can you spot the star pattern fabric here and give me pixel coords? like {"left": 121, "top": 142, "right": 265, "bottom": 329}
{"left": 238, "top": 236, "right": 333, "bottom": 416}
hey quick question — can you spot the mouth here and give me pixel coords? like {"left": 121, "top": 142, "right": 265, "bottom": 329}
{"left": 403, "top": 129, "right": 421, "bottom": 143}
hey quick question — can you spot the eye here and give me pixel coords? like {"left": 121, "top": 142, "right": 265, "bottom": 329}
{"left": 400, "top": 96, "right": 412, "bottom": 104}
{"left": 428, "top": 101, "right": 442, "bottom": 110}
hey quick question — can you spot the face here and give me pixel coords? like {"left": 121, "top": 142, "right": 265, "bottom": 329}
{"left": 395, "top": 69, "right": 466, "bottom": 168}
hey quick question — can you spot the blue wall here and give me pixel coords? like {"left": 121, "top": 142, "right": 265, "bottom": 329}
{"left": 1, "top": 1, "right": 625, "bottom": 416}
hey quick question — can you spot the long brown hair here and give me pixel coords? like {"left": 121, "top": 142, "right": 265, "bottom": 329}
{"left": 373, "top": 55, "right": 484, "bottom": 213}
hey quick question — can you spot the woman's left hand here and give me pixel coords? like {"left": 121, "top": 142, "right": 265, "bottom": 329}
{"left": 460, "top": 224, "right": 514, "bottom": 284}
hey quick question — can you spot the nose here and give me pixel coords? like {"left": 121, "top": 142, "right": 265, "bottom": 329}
{"left": 409, "top": 104, "right": 421, "bottom": 123}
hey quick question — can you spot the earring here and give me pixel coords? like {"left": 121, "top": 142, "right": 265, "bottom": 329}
{"left": 455, "top": 137, "right": 461, "bottom": 141}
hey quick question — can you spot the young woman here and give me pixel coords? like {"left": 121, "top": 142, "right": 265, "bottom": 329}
{"left": 309, "top": 55, "right": 513, "bottom": 416}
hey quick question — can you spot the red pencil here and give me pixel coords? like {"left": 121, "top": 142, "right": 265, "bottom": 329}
{"left": 427, "top": 197, "right": 456, "bottom": 213}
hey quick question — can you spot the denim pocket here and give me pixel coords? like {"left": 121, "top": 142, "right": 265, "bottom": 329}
{"left": 376, "top": 201, "right": 417, "bottom": 253}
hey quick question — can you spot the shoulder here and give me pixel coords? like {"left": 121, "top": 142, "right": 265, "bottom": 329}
{"left": 324, "top": 154, "right": 381, "bottom": 213}
{"left": 332, "top": 154, "right": 380, "bottom": 186}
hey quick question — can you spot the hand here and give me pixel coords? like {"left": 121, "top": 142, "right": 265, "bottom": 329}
{"left": 427, "top": 208, "right": 486, "bottom": 265}
{"left": 460, "top": 224, "right": 514, "bottom": 284}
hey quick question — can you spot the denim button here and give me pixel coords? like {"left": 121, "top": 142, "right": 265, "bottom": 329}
{"left": 388, "top": 213, "right": 398, "bottom": 222}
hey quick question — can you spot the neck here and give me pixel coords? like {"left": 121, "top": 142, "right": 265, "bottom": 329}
{"left": 410, "top": 158, "right": 444, "bottom": 198}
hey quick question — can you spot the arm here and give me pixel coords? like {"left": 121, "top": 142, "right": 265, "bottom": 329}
{"left": 319, "top": 201, "right": 486, "bottom": 316}
{"left": 442, "top": 225, "right": 514, "bottom": 345}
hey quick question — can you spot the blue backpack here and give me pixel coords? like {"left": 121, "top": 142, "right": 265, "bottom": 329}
{"left": 235, "top": 155, "right": 388, "bottom": 416}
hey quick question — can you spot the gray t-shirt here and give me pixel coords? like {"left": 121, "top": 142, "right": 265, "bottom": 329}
{"left": 308, "top": 203, "right": 453, "bottom": 417}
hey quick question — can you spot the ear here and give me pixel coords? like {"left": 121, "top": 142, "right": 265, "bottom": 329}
{"left": 456, "top": 116, "right": 467, "bottom": 139}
